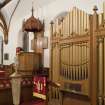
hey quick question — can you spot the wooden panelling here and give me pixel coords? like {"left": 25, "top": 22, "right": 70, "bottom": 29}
{"left": 18, "top": 52, "right": 41, "bottom": 75}
{"left": 0, "top": 76, "right": 33, "bottom": 105}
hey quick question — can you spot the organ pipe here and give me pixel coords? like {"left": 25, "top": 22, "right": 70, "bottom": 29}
{"left": 98, "top": 38, "right": 104, "bottom": 105}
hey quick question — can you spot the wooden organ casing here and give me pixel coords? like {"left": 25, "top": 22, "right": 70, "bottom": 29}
{"left": 50, "top": 4, "right": 105, "bottom": 105}
{"left": 51, "top": 7, "right": 90, "bottom": 96}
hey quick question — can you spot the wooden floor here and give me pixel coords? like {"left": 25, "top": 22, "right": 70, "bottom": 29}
{"left": 21, "top": 99, "right": 60, "bottom": 105}
{"left": 48, "top": 99, "right": 61, "bottom": 105}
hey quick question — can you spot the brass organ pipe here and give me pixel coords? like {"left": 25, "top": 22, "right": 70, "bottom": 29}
{"left": 83, "top": 11, "right": 85, "bottom": 33}
{"left": 62, "top": 49, "right": 64, "bottom": 78}
{"left": 85, "top": 14, "right": 87, "bottom": 30}
{"left": 86, "top": 14, "right": 88, "bottom": 31}
{"left": 65, "top": 48, "right": 67, "bottom": 79}
{"left": 62, "top": 19, "right": 64, "bottom": 37}
{"left": 67, "top": 13, "right": 69, "bottom": 36}
{"left": 86, "top": 13, "right": 88, "bottom": 33}
{"left": 65, "top": 16, "right": 67, "bottom": 36}
{"left": 79, "top": 43, "right": 81, "bottom": 80}
{"left": 64, "top": 17, "right": 66, "bottom": 37}
{"left": 73, "top": 44, "right": 75, "bottom": 80}
{"left": 61, "top": 18, "right": 63, "bottom": 36}
{"left": 64, "top": 48, "right": 66, "bottom": 79}
{"left": 66, "top": 48, "right": 68, "bottom": 79}
{"left": 80, "top": 10, "right": 82, "bottom": 35}
{"left": 61, "top": 51, "right": 62, "bottom": 77}
{"left": 55, "top": 20, "right": 57, "bottom": 36}
{"left": 76, "top": 44, "right": 79, "bottom": 80}
{"left": 65, "top": 17, "right": 67, "bottom": 36}
{"left": 69, "top": 12, "right": 71, "bottom": 36}
{"left": 104, "top": 38, "right": 105, "bottom": 104}
{"left": 75, "top": 45, "right": 78, "bottom": 80}
{"left": 78, "top": 43, "right": 80, "bottom": 80}
{"left": 101, "top": 13, "right": 104, "bottom": 25}
{"left": 73, "top": 8, "right": 75, "bottom": 35}
{"left": 82, "top": 43, "right": 85, "bottom": 80}
{"left": 72, "top": 44, "right": 73, "bottom": 80}
{"left": 79, "top": 10, "right": 81, "bottom": 35}
{"left": 68, "top": 12, "right": 70, "bottom": 36}
{"left": 80, "top": 43, "right": 82, "bottom": 80}
{"left": 66, "top": 49, "right": 68, "bottom": 79}
{"left": 74, "top": 7, "right": 77, "bottom": 34}
{"left": 70, "top": 11, "right": 73, "bottom": 36}
{"left": 56, "top": 20, "right": 58, "bottom": 34}
{"left": 67, "top": 47, "right": 68, "bottom": 79}
{"left": 66, "top": 14, "right": 68, "bottom": 36}
{"left": 81, "top": 11, "right": 84, "bottom": 34}
{"left": 62, "top": 64, "right": 64, "bottom": 78}
{"left": 53, "top": 23, "right": 55, "bottom": 35}
{"left": 61, "top": 48, "right": 62, "bottom": 76}
{"left": 103, "top": 2, "right": 105, "bottom": 21}
{"left": 69, "top": 45, "right": 71, "bottom": 80}
{"left": 98, "top": 38, "right": 104, "bottom": 105}
{"left": 63, "top": 18, "right": 65, "bottom": 36}
{"left": 62, "top": 48, "right": 64, "bottom": 78}
{"left": 50, "top": 21, "right": 54, "bottom": 38}
{"left": 69, "top": 44, "right": 70, "bottom": 80}
{"left": 77, "top": 44, "right": 79, "bottom": 80}
{"left": 77, "top": 8, "right": 79, "bottom": 34}
{"left": 81, "top": 43, "right": 83, "bottom": 80}
{"left": 64, "top": 64, "right": 65, "bottom": 79}
{"left": 84, "top": 13, "right": 86, "bottom": 32}
{"left": 74, "top": 45, "right": 76, "bottom": 80}
{"left": 67, "top": 15, "right": 69, "bottom": 36}
{"left": 84, "top": 43, "right": 85, "bottom": 80}
{"left": 56, "top": 20, "right": 57, "bottom": 34}
{"left": 81, "top": 43, "right": 84, "bottom": 80}
{"left": 72, "top": 44, "right": 74, "bottom": 80}
{"left": 99, "top": 14, "right": 102, "bottom": 26}
{"left": 76, "top": 7, "right": 78, "bottom": 34}
{"left": 71, "top": 44, "right": 73, "bottom": 80}
{"left": 84, "top": 43, "right": 86, "bottom": 80}
{"left": 85, "top": 42, "right": 88, "bottom": 79}
{"left": 65, "top": 64, "right": 66, "bottom": 79}
{"left": 72, "top": 10, "right": 73, "bottom": 36}
{"left": 85, "top": 43, "right": 87, "bottom": 79}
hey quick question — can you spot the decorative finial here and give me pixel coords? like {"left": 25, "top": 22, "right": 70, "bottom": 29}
{"left": 50, "top": 21, "right": 54, "bottom": 24}
{"left": 93, "top": 5, "right": 98, "bottom": 12}
{"left": 31, "top": 1, "right": 34, "bottom": 16}
{"left": 22, "top": 19, "right": 25, "bottom": 31}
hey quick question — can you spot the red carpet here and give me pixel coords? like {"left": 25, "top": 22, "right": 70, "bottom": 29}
{"left": 21, "top": 100, "right": 46, "bottom": 105}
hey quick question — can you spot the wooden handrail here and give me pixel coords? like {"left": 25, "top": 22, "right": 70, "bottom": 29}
{"left": 48, "top": 81, "right": 61, "bottom": 88}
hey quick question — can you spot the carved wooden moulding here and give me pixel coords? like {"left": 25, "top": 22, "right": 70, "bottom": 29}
{"left": 23, "top": 16, "right": 44, "bottom": 32}
{"left": 23, "top": 7, "right": 44, "bottom": 32}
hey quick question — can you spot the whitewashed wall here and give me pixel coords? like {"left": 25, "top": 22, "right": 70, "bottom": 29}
{"left": 1, "top": 0, "right": 104, "bottom": 66}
